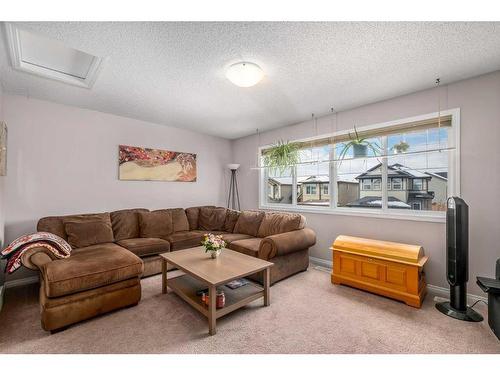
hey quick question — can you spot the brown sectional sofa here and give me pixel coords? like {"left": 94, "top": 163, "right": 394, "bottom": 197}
{"left": 21, "top": 206, "right": 316, "bottom": 332}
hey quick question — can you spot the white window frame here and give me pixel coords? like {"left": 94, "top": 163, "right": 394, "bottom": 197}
{"left": 322, "top": 184, "right": 329, "bottom": 195}
{"left": 392, "top": 178, "right": 403, "bottom": 190}
{"left": 412, "top": 179, "right": 423, "bottom": 191}
{"left": 306, "top": 185, "right": 316, "bottom": 195}
{"left": 362, "top": 179, "right": 372, "bottom": 190}
{"left": 259, "top": 108, "right": 460, "bottom": 223}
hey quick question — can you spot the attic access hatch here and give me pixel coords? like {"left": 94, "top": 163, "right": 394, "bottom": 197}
{"left": 4, "top": 23, "right": 104, "bottom": 88}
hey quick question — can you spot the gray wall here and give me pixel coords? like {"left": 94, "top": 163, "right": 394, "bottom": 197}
{"left": 0, "top": 82, "right": 5, "bottom": 250}
{"left": 232, "top": 71, "right": 500, "bottom": 295}
{"left": 3, "top": 95, "right": 233, "bottom": 282}
{"left": 0, "top": 82, "right": 5, "bottom": 296}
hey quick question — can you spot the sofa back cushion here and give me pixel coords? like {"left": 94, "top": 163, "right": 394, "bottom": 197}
{"left": 257, "top": 212, "right": 305, "bottom": 238}
{"left": 185, "top": 205, "right": 215, "bottom": 230}
{"left": 233, "top": 210, "right": 265, "bottom": 237}
{"left": 110, "top": 208, "right": 149, "bottom": 241}
{"left": 224, "top": 209, "right": 240, "bottom": 232}
{"left": 138, "top": 210, "right": 173, "bottom": 239}
{"left": 38, "top": 212, "right": 110, "bottom": 242}
{"left": 64, "top": 219, "right": 115, "bottom": 249}
{"left": 166, "top": 208, "right": 190, "bottom": 232}
{"left": 199, "top": 207, "right": 227, "bottom": 231}
{"left": 37, "top": 216, "right": 68, "bottom": 240}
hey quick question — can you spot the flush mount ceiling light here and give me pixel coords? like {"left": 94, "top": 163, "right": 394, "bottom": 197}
{"left": 225, "top": 62, "right": 264, "bottom": 87}
{"left": 4, "top": 23, "right": 104, "bottom": 89}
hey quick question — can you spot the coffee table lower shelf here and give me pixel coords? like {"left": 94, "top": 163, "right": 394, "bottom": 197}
{"left": 168, "top": 274, "right": 265, "bottom": 320}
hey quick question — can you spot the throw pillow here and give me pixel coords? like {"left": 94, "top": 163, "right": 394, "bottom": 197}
{"left": 199, "top": 207, "right": 227, "bottom": 231}
{"left": 110, "top": 208, "right": 149, "bottom": 241}
{"left": 257, "top": 212, "right": 304, "bottom": 238}
{"left": 224, "top": 209, "right": 240, "bottom": 232}
{"left": 138, "top": 210, "right": 173, "bottom": 239}
{"left": 233, "top": 210, "right": 265, "bottom": 237}
{"left": 64, "top": 219, "right": 115, "bottom": 249}
{"left": 185, "top": 206, "right": 216, "bottom": 230}
{"left": 167, "top": 208, "right": 190, "bottom": 232}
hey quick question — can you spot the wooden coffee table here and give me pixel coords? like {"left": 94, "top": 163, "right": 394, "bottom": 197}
{"left": 160, "top": 247, "right": 273, "bottom": 335}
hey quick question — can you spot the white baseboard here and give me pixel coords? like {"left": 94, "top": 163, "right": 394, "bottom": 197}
{"left": 4, "top": 275, "right": 39, "bottom": 289}
{"left": 310, "top": 256, "right": 332, "bottom": 269}
{"left": 426, "top": 284, "right": 487, "bottom": 304}
{"left": 309, "top": 256, "right": 488, "bottom": 304}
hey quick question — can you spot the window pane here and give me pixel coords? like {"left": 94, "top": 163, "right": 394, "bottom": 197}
{"left": 265, "top": 167, "right": 293, "bottom": 205}
{"left": 387, "top": 127, "right": 449, "bottom": 211}
{"left": 336, "top": 137, "right": 381, "bottom": 209}
{"left": 296, "top": 146, "right": 330, "bottom": 207}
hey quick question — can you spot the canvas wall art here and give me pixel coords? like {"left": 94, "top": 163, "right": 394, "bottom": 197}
{"left": 119, "top": 145, "right": 197, "bottom": 182}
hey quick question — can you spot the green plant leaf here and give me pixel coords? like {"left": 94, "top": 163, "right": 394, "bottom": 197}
{"left": 262, "top": 139, "right": 300, "bottom": 174}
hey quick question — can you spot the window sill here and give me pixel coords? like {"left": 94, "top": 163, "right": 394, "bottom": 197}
{"left": 258, "top": 204, "right": 446, "bottom": 223}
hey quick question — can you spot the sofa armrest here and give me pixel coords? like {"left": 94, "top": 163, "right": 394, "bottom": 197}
{"left": 20, "top": 246, "right": 58, "bottom": 270}
{"left": 259, "top": 228, "right": 316, "bottom": 260}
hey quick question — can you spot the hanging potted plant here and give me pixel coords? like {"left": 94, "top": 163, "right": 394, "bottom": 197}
{"left": 392, "top": 141, "right": 410, "bottom": 154}
{"left": 338, "top": 126, "right": 381, "bottom": 163}
{"left": 262, "top": 139, "right": 300, "bottom": 174}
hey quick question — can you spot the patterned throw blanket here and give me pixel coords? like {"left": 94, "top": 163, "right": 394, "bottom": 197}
{"left": 1, "top": 232, "right": 72, "bottom": 274}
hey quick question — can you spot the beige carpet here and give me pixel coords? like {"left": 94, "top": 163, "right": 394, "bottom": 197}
{"left": 0, "top": 268, "right": 499, "bottom": 354}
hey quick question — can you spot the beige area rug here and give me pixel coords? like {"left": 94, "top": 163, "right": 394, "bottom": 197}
{"left": 0, "top": 268, "right": 499, "bottom": 354}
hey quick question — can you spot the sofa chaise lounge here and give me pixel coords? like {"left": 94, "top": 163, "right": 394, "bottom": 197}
{"left": 21, "top": 206, "right": 316, "bottom": 331}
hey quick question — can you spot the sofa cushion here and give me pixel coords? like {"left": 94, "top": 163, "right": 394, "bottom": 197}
{"left": 166, "top": 230, "right": 206, "bottom": 251}
{"left": 185, "top": 206, "right": 215, "bottom": 230}
{"left": 116, "top": 237, "right": 170, "bottom": 257}
{"left": 228, "top": 238, "right": 263, "bottom": 258}
{"left": 233, "top": 210, "right": 265, "bottom": 237}
{"left": 199, "top": 207, "right": 227, "bottom": 231}
{"left": 257, "top": 212, "right": 305, "bottom": 238}
{"left": 64, "top": 219, "right": 115, "bottom": 249}
{"left": 224, "top": 209, "right": 240, "bottom": 232}
{"left": 138, "top": 210, "right": 173, "bottom": 239}
{"left": 167, "top": 208, "right": 190, "bottom": 232}
{"left": 37, "top": 217, "right": 68, "bottom": 241}
{"left": 110, "top": 208, "right": 149, "bottom": 241}
{"left": 220, "top": 233, "right": 253, "bottom": 243}
{"left": 38, "top": 212, "right": 109, "bottom": 241}
{"left": 41, "top": 243, "right": 143, "bottom": 298}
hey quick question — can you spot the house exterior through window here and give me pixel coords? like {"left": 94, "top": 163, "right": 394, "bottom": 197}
{"left": 261, "top": 109, "right": 458, "bottom": 219}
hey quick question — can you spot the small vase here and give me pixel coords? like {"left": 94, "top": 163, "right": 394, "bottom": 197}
{"left": 210, "top": 249, "right": 222, "bottom": 259}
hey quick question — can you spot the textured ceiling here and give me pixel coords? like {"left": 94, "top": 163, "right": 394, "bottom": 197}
{"left": 1, "top": 22, "right": 500, "bottom": 139}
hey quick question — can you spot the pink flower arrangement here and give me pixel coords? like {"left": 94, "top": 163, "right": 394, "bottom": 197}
{"left": 201, "top": 233, "right": 226, "bottom": 253}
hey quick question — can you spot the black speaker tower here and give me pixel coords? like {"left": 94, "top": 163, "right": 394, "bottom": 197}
{"left": 435, "top": 197, "right": 483, "bottom": 322}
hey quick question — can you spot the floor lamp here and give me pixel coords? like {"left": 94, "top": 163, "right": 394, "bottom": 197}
{"left": 227, "top": 164, "right": 241, "bottom": 210}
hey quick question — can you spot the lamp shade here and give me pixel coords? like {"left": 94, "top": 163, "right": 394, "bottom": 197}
{"left": 227, "top": 163, "right": 240, "bottom": 170}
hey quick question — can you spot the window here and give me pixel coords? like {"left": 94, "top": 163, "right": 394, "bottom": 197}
{"left": 296, "top": 145, "right": 330, "bottom": 207}
{"left": 306, "top": 185, "right": 317, "bottom": 194}
{"left": 392, "top": 178, "right": 402, "bottom": 190}
{"left": 260, "top": 109, "right": 458, "bottom": 220}
{"left": 264, "top": 168, "right": 293, "bottom": 205}
{"left": 412, "top": 179, "right": 423, "bottom": 191}
{"left": 336, "top": 136, "right": 382, "bottom": 209}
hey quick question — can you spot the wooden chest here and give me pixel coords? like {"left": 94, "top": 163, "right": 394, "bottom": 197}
{"left": 331, "top": 235, "right": 428, "bottom": 308}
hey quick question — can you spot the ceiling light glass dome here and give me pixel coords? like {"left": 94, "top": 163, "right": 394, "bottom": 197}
{"left": 225, "top": 62, "right": 264, "bottom": 87}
